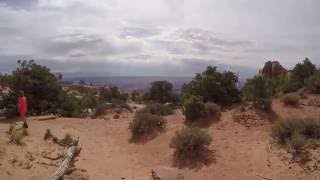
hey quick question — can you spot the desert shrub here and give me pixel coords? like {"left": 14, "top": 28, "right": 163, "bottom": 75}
{"left": 182, "top": 66, "right": 240, "bottom": 105}
{"left": 9, "top": 127, "right": 28, "bottom": 145}
{"left": 99, "top": 86, "right": 128, "bottom": 102}
{"left": 243, "top": 75, "right": 272, "bottom": 111}
{"left": 291, "top": 58, "right": 317, "bottom": 89}
{"left": 138, "top": 103, "right": 173, "bottom": 116}
{"left": 204, "top": 102, "right": 221, "bottom": 117}
{"left": 8, "top": 124, "right": 14, "bottom": 135}
{"left": 129, "top": 113, "right": 166, "bottom": 138}
{"left": 170, "top": 127, "right": 212, "bottom": 160}
{"left": 80, "top": 93, "right": 99, "bottom": 109}
{"left": 264, "top": 74, "right": 289, "bottom": 96}
{"left": 43, "top": 129, "right": 53, "bottom": 140}
{"left": 282, "top": 93, "right": 300, "bottom": 106}
{"left": 113, "top": 114, "right": 120, "bottom": 119}
{"left": 58, "top": 94, "right": 83, "bottom": 117}
{"left": 144, "top": 80, "right": 178, "bottom": 104}
{"left": 281, "top": 78, "right": 301, "bottom": 93}
{"left": 297, "top": 88, "right": 307, "bottom": 98}
{"left": 255, "top": 98, "right": 272, "bottom": 111}
{"left": 272, "top": 118, "right": 303, "bottom": 144}
{"left": 119, "top": 103, "right": 133, "bottom": 112}
{"left": 113, "top": 108, "right": 122, "bottom": 114}
{"left": 272, "top": 117, "right": 320, "bottom": 145}
{"left": 131, "top": 90, "right": 140, "bottom": 102}
{"left": 301, "top": 118, "right": 320, "bottom": 139}
{"left": 92, "top": 103, "right": 114, "bottom": 118}
{"left": 60, "top": 133, "right": 75, "bottom": 146}
{"left": 182, "top": 96, "right": 206, "bottom": 121}
{"left": 288, "top": 131, "right": 306, "bottom": 153}
{"left": 306, "top": 72, "right": 320, "bottom": 94}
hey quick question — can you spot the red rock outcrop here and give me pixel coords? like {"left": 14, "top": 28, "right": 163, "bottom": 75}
{"left": 259, "top": 61, "right": 287, "bottom": 78}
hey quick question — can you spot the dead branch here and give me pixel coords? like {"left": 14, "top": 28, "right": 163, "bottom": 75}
{"left": 257, "top": 174, "right": 272, "bottom": 180}
{"left": 48, "top": 139, "right": 81, "bottom": 180}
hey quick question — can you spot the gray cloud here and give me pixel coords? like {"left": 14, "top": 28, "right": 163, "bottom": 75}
{"left": 0, "top": 0, "right": 319, "bottom": 77}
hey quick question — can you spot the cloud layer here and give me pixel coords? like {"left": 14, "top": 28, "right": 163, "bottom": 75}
{"left": 0, "top": 0, "right": 319, "bottom": 78}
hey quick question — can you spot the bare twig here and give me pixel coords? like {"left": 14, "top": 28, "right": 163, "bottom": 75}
{"left": 257, "top": 174, "right": 272, "bottom": 180}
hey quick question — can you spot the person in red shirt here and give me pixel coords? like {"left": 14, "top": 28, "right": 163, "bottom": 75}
{"left": 18, "top": 90, "right": 28, "bottom": 128}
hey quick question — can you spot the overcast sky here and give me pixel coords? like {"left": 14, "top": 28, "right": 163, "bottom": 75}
{"left": 0, "top": 0, "right": 319, "bottom": 78}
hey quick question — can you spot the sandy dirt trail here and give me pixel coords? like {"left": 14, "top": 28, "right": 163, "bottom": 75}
{"left": 0, "top": 100, "right": 320, "bottom": 180}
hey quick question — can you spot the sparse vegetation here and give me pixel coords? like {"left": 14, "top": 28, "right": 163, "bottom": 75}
{"left": 138, "top": 103, "right": 173, "bottom": 116}
{"left": 282, "top": 93, "right": 300, "bottom": 106}
{"left": 170, "top": 127, "right": 212, "bottom": 161}
{"left": 272, "top": 117, "right": 320, "bottom": 154}
{"left": 129, "top": 112, "right": 166, "bottom": 138}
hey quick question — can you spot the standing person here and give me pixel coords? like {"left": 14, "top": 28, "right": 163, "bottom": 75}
{"left": 18, "top": 90, "right": 28, "bottom": 128}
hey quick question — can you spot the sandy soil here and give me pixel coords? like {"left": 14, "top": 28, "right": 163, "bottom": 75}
{"left": 1, "top": 99, "right": 320, "bottom": 180}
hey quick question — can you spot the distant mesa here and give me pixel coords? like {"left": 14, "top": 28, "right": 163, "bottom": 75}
{"left": 259, "top": 61, "right": 287, "bottom": 78}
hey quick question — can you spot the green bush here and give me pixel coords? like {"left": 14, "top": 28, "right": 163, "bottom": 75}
{"left": 291, "top": 58, "right": 317, "bottom": 89}
{"left": 58, "top": 94, "right": 83, "bottom": 117}
{"left": 204, "top": 102, "right": 221, "bottom": 117}
{"left": 0, "top": 60, "right": 91, "bottom": 118}
{"left": 182, "top": 66, "right": 240, "bottom": 105}
{"left": 92, "top": 103, "right": 114, "bottom": 118}
{"left": 306, "top": 73, "right": 320, "bottom": 94}
{"left": 282, "top": 93, "right": 300, "bottom": 106}
{"left": 138, "top": 103, "right": 173, "bottom": 116}
{"left": 182, "top": 96, "right": 206, "bottom": 121}
{"left": 170, "top": 127, "right": 212, "bottom": 160}
{"left": 145, "top": 80, "right": 177, "bottom": 104}
{"left": 243, "top": 75, "right": 272, "bottom": 111}
{"left": 80, "top": 93, "right": 99, "bottom": 109}
{"left": 99, "top": 86, "right": 128, "bottom": 102}
{"left": 129, "top": 113, "right": 166, "bottom": 138}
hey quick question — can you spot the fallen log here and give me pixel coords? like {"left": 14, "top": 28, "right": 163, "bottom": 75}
{"left": 48, "top": 140, "right": 81, "bottom": 180}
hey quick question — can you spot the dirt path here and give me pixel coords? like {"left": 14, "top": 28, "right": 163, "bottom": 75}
{"left": 0, "top": 101, "right": 320, "bottom": 179}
